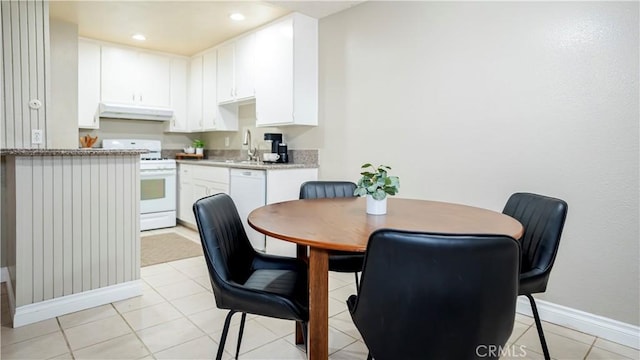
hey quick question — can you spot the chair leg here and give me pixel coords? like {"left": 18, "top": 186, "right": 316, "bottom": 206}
{"left": 298, "top": 321, "right": 308, "bottom": 351}
{"left": 217, "top": 310, "right": 236, "bottom": 360}
{"left": 366, "top": 353, "right": 372, "bottom": 360}
{"left": 235, "top": 312, "right": 247, "bottom": 359}
{"left": 354, "top": 272, "right": 360, "bottom": 294}
{"left": 526, "top": 294, "right": 551, "bottom": 360}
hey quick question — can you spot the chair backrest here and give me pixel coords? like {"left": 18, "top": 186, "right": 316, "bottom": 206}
{"left": 299, "top": 181, "right": 357, "bottom": 199}
{"left": 350, "top": 230, "right": 521, "bottom": 359}
{"left": 502, "top": 192, "right": 568, "bottom": 278}
{"left": 193, "top": 193, "right": 257, "bottom": 308}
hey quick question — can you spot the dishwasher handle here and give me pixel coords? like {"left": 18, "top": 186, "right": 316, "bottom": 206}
{"left": 230, "top": 169, "right": 266, "bottom": 179}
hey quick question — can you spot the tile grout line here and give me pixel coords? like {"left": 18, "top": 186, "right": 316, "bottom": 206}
{"left": 55, "top": 316, "right": 76, "bottom": 359}
{"left": 108, "top": 302, "right": 158, "bottom": 359}
{"left": 511, "top": 322, "right": 533, "bottom": 344}
{"left": 582, "top": 336, "right": 598, "bottom": 360}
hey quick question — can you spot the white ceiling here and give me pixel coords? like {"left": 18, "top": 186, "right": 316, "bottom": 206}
{"left": 49, "top": 1, "right": 363, "bottom": 56}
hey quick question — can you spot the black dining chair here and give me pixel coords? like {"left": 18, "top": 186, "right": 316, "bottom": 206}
{"left": 193, "top": 193, "right": 309, "bottom": 360}
{"left": 347, "top": 229, "right": 521, "bottom": 360}
{"left": 503, "top": 192, "right": 568, "bottom": 360}
{"left": 299, "top": 181, "right": 364, "bottom": 288}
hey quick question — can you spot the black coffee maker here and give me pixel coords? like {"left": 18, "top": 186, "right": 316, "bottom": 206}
{"left": 264, "top": 133, "right": 288, "bottom": 163}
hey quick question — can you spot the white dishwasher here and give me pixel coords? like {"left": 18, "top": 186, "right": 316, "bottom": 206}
{"left": 230, "top": 169, "right": 266, "bottom": 251}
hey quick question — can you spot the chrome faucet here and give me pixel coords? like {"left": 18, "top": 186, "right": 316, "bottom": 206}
{"left": 243, "top": 129, "right": 258, "bottom": 161}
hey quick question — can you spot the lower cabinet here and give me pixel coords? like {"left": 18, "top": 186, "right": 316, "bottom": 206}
{"left": 178, "top": 164, "right": 229, "bottom": 227}
{"left": 264, "top": 168, "right": 318, "bottom": 256}
{"left": 177, "top": 163, "right": 318, "bottom": 252}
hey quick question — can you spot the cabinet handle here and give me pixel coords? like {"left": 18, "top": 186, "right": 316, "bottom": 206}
{"left": 230, "top": 88, "right": 233, "bottom": 97}
{"left": 139, "top": 95, "right": 143, "bottom": 102}
{"left": 132, "top": 94, "right": 135, "bottom": 101}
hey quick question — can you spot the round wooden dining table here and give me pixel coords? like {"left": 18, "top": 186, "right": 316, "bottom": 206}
{"left": 248, "top": 197, "right": 523, "bottom": 360}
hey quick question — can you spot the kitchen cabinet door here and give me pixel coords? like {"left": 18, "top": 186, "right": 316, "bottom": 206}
{"left": 215, "top": 36, "right": 255, "bottom": 105}
{"left": 101, "top": 46, "right": 138, "bottom": 104}
{"left": 178, "top": 164, "right": 195, "bottom": 225}
{"left": 187, "top": 56, "right": 204, "bottom": 131}
{"left": 201, "top": 51, "right": 218, "bottom": 130}
{"left": 216, "top": 44, "right": 235, "bottom": 103}
{"left": 264, "top": 168, "right": 318, "bottom": 256}
{"left": 137, "top": 52, "right": 171, "bottom": 107}
{"left": 78, "top": 40, "right": 101, "bottom": 129}
{"left": 255, "top": 19, "right": 294, "bottom": 126}
{"left": 191, "top": 182, "right": 210, "bottom": 204}
{"left": 101, "top": 45, "right": 171, "bottom": 108}
{"left": 255, "top": 13, "right": 317, "bottom": 127}
{"left": 234, "top": 33, "right": 255, "bottom": 101}
{"left": 167, "top": 57, "right": 188, "bottom": 132}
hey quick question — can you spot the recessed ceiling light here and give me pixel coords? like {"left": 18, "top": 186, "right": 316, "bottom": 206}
{"left": 229, "top": 13, "right": 245, "bottom": 21}
{"left": 132, "top": 34, "right": 146, "bottom": 41}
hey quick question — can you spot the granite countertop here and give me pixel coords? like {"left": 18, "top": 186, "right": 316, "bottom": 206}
{"left": 176, "top": 159, "right": 317, "bottom": 170}
{"left": 0, "top": 148, "right": 148, "bottom": 156}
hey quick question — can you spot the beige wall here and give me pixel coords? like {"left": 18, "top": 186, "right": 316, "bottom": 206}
{"left": 49, "top": 19, "right": 79, "bottom": 148}
{"left": 313, "top": 2, "right": 638, "bottom": 325}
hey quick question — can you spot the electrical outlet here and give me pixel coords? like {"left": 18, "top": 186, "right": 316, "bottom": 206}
{"left": 225, "top": 137, "right": 230, "bottom": 147}
{"left": 32, "top": 129, "right": 43, "bottom": 144}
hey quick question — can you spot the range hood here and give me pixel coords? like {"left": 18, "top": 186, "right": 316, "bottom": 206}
{"left": 98, "top": 102, "right": 174, "bottom": 121}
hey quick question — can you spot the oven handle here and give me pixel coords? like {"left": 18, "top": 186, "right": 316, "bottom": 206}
{"left": 140, "top": 169, "right": 177, "bottom": 177}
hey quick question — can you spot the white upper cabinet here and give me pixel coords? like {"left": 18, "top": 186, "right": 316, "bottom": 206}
{"left": 255, "top": 13, "right": 317, "bottom": 126}
{"left": 78, "top": 39, "right": 101, "bottom": 129}
{"left": 235, "top": 33, "right": 256, "bottom": 101}
{"left": 201, "top": 51, "right": 218, "bottom": 130}
{"left": 100, "top": 46, "right": 171, "bottom": 107}
{"left": 137, "top": 52, "right": 172, "bottom": 107}
{"left": 186, "top": 51, "right": 238, "bottom": 132}
{"left": 216, "top": 44, "right": 235, "bottom": 103}
{"left": 168, "top": 57, "right": 188, "bottom": 132}
{"left": 188, "top": 56, "right": 204, "bottom": 130}
{"left": 216, "top": 33, "right": 256, "bottom": 104}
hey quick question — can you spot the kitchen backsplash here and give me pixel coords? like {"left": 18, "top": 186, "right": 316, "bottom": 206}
{"left": 162, "top": 149, "right": 318, "bottom": 166}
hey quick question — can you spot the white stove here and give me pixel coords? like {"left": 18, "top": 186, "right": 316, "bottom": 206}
{"left": 103, "top": 139, "right": 177, "bottom": 231}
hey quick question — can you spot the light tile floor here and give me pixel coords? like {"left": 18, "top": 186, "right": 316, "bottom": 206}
{"left": 1, "top": 226, "right": 638, "bottom": 360}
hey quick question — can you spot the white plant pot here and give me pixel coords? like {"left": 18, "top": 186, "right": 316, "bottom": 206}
{"left": 195, "top": 148, "right": 204, "bottom": 155}
{"left": 366, "top": 195, "right": 387, "bottom": 215}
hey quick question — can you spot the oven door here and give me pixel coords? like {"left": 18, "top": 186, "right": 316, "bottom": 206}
{"left": 140, "top": 169, "right": 176, "bottom": 214}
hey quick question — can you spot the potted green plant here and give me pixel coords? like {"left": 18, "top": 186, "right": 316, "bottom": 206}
{"left": 193, "top": 139, "right": 205, "bottom": 155}
{"left": 354, "top": 163, "right": 400, "bottom": 215}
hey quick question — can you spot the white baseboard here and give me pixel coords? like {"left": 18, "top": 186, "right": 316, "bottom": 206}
{"left": 12, "top": 280, "right": 142, "bottom": 328}
{"left": 517, "top": 296, "right": 640, "bottom": 350}
{"left": 2, "top": 270, "right": 637, "bottom": 350}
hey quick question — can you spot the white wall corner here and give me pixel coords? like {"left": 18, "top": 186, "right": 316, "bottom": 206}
{"left": 517, "top": 296, "right": 640, "bottom": 350}
{"left": 1, "top": 267, "right": 16, "bottom": 324}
